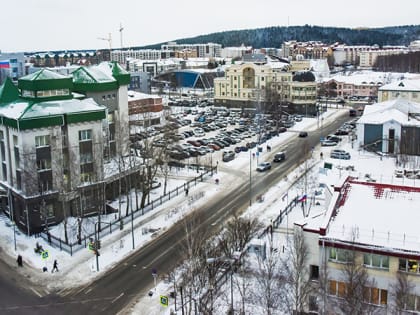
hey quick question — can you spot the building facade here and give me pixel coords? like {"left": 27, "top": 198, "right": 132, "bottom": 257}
{"left": 213, "top": 62, "right": 317, "bottom": 115}
{"left": 0, "top": 71, "right": 107, "bottom": 234}
{"left": 298, "top": 177, "right": 420, "bottom": 314}
{"left": 378, "top": 79, "right": 420, "bottom": 103}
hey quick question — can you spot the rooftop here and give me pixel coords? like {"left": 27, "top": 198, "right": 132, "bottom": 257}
{"left": 321, "top": 179, "right": 420, "bottom": 254}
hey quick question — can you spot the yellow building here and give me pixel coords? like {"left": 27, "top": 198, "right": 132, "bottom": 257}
{"left": 214, "top": 61, "right": 317, "bottom": 115}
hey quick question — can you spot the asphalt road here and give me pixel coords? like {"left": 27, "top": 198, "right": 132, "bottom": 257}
{"left": 0, "top": 111, "right": 350, "bottom": 315}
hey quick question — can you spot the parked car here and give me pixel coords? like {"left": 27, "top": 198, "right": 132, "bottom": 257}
{"left": 321, "top": 139, "right": 338, "bottom": 146}
{"left": 256, "top": 162, "right": 272, "bottom": 172}
{"left": 326, "top": 135, "right": 342, "bottom": 143}
{"left": 222, "top": 151, "right": 235, "bottom": 162}
{"left": 273, "top": 152, "right": 286, "bottom": 162}
{"left": 330, "top": 149, "right": 351, "bottom": 160}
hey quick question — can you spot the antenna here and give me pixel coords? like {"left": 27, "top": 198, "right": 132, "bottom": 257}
{"left": 119, "top": 23, "right": 124, "bottom": 49}
{"left": 97, "top": 33, "right": 112, "bottom": 50}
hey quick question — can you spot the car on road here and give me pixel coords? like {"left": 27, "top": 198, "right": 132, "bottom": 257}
{"left": 299, "top": 131, "right": 308, "bottom": 138}
{"left": 273, "top": 152, "right": 286, "bottom": 162}
{"left": 256, "top": 162, "right": 272, "bottom": 172}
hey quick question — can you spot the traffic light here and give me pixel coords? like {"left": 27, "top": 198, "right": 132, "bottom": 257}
{"left": 96, "top": 240, "right": 101, "bottom": 249}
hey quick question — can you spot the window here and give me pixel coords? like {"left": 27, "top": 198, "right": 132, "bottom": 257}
{"left": 406, "top": 295, "right": 420, "bottom": 312}
{"left": 80, "top": 172, "right": 93, "bottom": 183}
{"left": 80, "top": 152, "right": 93, "bottom": 164}
{"left": 35, "top": 135, "right": 50, "bottom": 147}
{"left": 310, "top": 265, "right": 319, "bottom": 280}
{"left": 329, "top": 248, "right": 352, "bottom": 263}
{"left": 79, "top": 130, "right": 92, "bottom": 141}
{"left": 329, "top": 280, "right": 346, "bottom": 298}
{"left": 37, "top": 159, "right": 51, "bottom": 171}
{"left": 363, "top": 253, "right": 389, "bottom": 269}
{"left": 308, "top": 295, "right": 318, "bottom": 312}
{"left": 399, "top": 259, "right": 420, "bottom": 273}
{"left": 364, "top": 287, "right": 388, "bottom": 306}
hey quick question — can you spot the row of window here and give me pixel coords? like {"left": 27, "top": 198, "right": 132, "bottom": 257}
{"left": 328, "top": 280, "right": 388, "bottom": 306}
{"left": 101, "top": 93, "right": 116, "bottom": 101}
{"left": 329, "top": 248, "right": 389, "bottom": 269}
{"left": 35, "top": 130, "right": 92, "bottom": 148}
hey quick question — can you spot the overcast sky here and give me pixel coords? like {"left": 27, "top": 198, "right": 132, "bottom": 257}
{"left": 2, "top": 0, "right": 419, "bottom": 53}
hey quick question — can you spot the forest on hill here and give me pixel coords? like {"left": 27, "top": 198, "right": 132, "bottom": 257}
{"left": 139, "top": 24, "right": 420, "bottom": 49}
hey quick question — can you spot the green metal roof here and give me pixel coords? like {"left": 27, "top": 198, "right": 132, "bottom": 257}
{"left": 18, "top": 68, "right": 73, "bottom": 91}
{"left": 72, "top": 62, "right": 130, "bottom": 92}
{"left": 0, "top": 78, "right": 19, "bottom": 104}
{"left": 0, "top": 98, "right": 106, "bottom": 130}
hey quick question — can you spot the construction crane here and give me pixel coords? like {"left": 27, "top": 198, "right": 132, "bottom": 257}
{"left": 118, "top": 23, "right": 124, "bottom": 49}
{"left": 97, "top": 33, "right": 112, "bottom": 50}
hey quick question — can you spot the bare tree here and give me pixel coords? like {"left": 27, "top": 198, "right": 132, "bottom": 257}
{"left": 335, "top": 231, "right": 377, "bottom": 314}
{"left": 280, "top": 228, "right": 313, "bottom": 315}
{"left": 391, "top": 272, "right": 415, "bottom": 314}
{"left": 217, "top": 214, "right": 262, "bottom": 258}
{"left": 252, "top": 236, "right": 282, "bottom": 315}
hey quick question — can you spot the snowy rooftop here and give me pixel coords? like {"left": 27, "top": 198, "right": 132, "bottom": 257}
{"left": 357, "top": 98, "right": 420, "bottom": 125}
{"left": 379, "top": 78, "right": 420, "bottom": 91}
{"left": 322, "top": 71, "right": 420, "bottom": 86}
{"left": 127, "top": 90, "right": 162, "bottom": 100}
{"left": 325, "top": 180, "right": 420, "bottom": 253}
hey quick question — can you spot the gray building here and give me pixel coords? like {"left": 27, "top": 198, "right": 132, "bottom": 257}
{"left": 0, "top": 52, "right": 26, "bottom": 84}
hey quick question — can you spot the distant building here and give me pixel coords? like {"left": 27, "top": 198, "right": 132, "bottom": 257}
{"left": 378, "top": 79, "right": 420, "bottom": 103}
{"left": 0, "top": 52, "right": 26, "bottom": 84}
{"left": 281, "top": 41, "right": 332, "bottom": 61}
{"left": 298, "top": 177, "right": 420, "bottom": 314}
{"left": 161, "top": 42, "right": 221, "bottom": 58}
{"left": 127, "top": 91, "right": 164, "bottom": 133}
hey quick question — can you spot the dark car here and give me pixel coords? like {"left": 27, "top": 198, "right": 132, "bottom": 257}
{"left": 273, "top": 152, "right": 286, "bottom": 162}
{"left": 299, "top": 131, "right": 308, "bottom": 138}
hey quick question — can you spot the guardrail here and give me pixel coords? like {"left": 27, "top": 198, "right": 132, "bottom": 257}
{"left": 40, "top": 165, "right": 217, "bottom": 255}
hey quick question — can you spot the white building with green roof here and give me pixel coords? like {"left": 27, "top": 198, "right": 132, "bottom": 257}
{"left": 0, "top": 68, "right": 110, "bottom": 235}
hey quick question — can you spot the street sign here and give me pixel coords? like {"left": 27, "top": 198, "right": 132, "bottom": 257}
{"left": 160, "top": 295, "right": 168, "bottom": 307}
{"left": 41, "top": 250, "right": 49, "bottom": 260}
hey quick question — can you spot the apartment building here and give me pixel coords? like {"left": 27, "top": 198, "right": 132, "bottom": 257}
{"left": 161, "top": 42, "right": 222, "bottom": 58}
{"left": 298, "top": 177, "right": 420, "bottom": 314}
{"left": 282, "top": 41, "right": 332, "bottom": 60}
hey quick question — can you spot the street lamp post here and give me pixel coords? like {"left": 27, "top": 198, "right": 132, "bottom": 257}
{"left": 249, "top": 149, "right": 252, "bottom": 206}
{"left": 94, "top": 222, "right": 100, "bottom": 271}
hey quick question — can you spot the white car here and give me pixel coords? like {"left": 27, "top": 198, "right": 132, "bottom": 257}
{"left": 256, "top": 162, "right": 271, "bottom": 172}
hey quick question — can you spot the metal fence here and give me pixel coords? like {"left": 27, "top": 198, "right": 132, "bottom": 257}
{"left": 40, "top": 165, "right": 217, "bottom": 255}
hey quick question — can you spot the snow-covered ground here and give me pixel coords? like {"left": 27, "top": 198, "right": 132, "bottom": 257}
{"left": 0, "top": 106, "right": 416, "bottom": 314}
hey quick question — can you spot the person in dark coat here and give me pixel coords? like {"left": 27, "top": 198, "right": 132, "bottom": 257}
{"left": 17, "top": 255, "right": 23, "bottom": 267}
{"left": 52, "top": 259, "right": 59, "bottom": 273}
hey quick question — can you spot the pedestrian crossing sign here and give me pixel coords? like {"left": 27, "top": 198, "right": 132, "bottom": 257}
{"left": 160, "top": 295, "right": 168, "bottom": 307}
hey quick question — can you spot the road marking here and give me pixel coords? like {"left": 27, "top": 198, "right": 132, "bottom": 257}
{"left": 30, "top": 287, "right": 43, "bottom": 297}
{"left": 111, "top": 292, "right": 124, "bottom": 304}
{"left": 84, "top": 288, "right": 92, "bottom": 294}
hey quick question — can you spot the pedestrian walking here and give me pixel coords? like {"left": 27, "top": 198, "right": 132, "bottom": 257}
{"left": 17, "top": 254, "right": 23, "bottom": 267}
{"left": 52, "top": 259, "right": 59, "bottom": 273}
{"left": 185, "top": 188, "right": 189, "bottom": 196}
